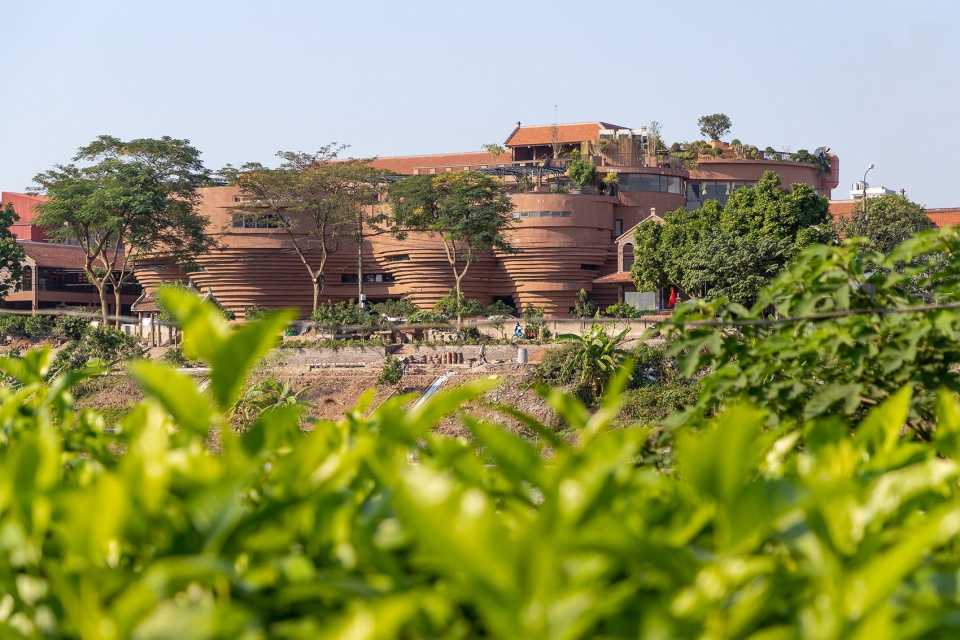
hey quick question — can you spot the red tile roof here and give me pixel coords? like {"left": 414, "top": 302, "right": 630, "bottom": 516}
{"left": 927, "top": 208, "right": 960, "bottom": 227}
{"left": 593, "top": 271, "right": 634, "bottom": 284}
{"left": 368, "top": 151, "right": 513, "bottom": 175}
{"left": 20, "top": 242, "right": 88, "bottom": 269}
{"left": 828, "top": 200, "right": 859, "bottom": 220}
{"left": 830, "top": 201, "right": 960, "bottom": 228}
{"left": 505, "top": 122, "right": 628, "bottom": 147}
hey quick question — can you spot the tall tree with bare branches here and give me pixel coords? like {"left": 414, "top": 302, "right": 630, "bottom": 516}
{"left": 226, "top": 148, "right": 386, "bottom": 314}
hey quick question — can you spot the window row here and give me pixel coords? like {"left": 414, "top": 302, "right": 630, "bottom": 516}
{"left": 231, "top": 212, "right": 290, "bottom": 229}
{"left": 512, "top": 210, "right": 572, "bottom": 219}
{"left": 617, "top": 174, "right": 685, "bottom": 194}
{"left": 340, "top": 273, "right": 396, "bottom": 284}
{"left": 685, "top": 181, "right": 753, "bottom": 208}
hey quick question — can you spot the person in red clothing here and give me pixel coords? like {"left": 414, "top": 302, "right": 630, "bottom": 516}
{"left": 666, "top": 287, "right": 678, "bottom": 308}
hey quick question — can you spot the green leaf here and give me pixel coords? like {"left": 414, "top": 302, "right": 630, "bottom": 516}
{"left": 128, "top": 360, "right": 216, "bottom": 435}
{"left": 210, "top": 310, "right": 296, "bottom": 410}
{"left": 854, "top": 385, "right": 913, "bottom": 458}
{"left": 463, "top": 415, "right": 545, "bottom": 488}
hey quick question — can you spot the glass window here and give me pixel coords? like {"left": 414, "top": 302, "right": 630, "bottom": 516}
{"left": 512, "top": 210, "right": 572, "bottom": 219}
{"left": 623, "top": 243, "right": 635, "bottom": 270}
{"left": 231, "top": 212, "right": 289, "bottom": 228}
{"left": 618, "top": 173, "right": 686, "bottom": 194}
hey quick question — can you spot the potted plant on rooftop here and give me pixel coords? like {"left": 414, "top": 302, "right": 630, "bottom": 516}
{"left": 566, "top": 152, "right": 596, "bottom": 194}
{"left": 599, "top": 171, "right": 618, "bottom": 196}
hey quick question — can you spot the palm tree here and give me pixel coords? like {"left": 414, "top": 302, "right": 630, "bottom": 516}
{"left": 558, "top": 324, "right": 629, "bottom": 399}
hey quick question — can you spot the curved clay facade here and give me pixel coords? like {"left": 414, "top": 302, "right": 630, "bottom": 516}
{"left": 133, "top": 122, "right": 839, "bottom": 317}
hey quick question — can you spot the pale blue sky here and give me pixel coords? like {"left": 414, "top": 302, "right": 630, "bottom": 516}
{"left": 2, "top": 1, "right": 957, "bottom": 205}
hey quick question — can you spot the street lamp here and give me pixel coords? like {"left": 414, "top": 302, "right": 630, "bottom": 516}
{"left": 861, "top": 163, "right": 875, "bottom": 215}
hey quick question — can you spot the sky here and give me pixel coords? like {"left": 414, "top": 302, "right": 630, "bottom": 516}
{"left": 2, "top": 0, "right": 958, "bottom": 206}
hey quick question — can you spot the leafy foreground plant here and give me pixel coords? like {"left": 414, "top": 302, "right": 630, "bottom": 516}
{"left": 665, "top": 227, "right": 960, "bottom": 431}
{"left": 3, "top": 288, "right": 960, "bottom": 637}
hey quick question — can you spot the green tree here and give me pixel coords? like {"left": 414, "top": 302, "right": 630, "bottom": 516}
{"left": 663, "top": 226, "right": 960, "bottom": 432}
{"left": 481, "top": 143, "right": 506, "bottom": 157}
{"left": 631, "top": 171, "right": 831, "bottom": 305}
{"left": 836, "top": 193, "right": 934, "bottom": 254}
{"left": 697, "top": 113, "right": 732, "bottom": 141}
{"left": 0, "top": 204, "right": 25, "bottom": 301}
{"left": 388, "top": 171, "right": 514, "bottom": 328}
{"left": 566, "top": 154, "right": 596, "bottom": 190}
{"left": 33, "top": 136, "right": 212, "bottom": 324}
{"left": 228, "top": 146, "right": 366, "bottom": 314}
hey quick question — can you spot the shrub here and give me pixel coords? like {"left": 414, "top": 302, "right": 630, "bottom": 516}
{"left": 162, "top": 345, "right": 202, "bottom": 367}
{"left": 566, "top": 155, "right": 596, "bottom": 189}
{"left": 230, "top": 376, "right": 301, "bottom": 431}
{"left": 557, "top": 324, "right": 629, "bottom": 400}
{"left": 312, "top": 300, "right": 378, "bottom": 334}
{"left": 526, "top": 344, "right": 577, "bottom": 387}
{"left": 244, "top": 305, "right": 266, "bottom": 321}
{"left": 371, "top": 298, "right": 418, "bottom": 318}
{"left": 407, "top": 309, "right": 447, "bottom": 324}
{"left": 0, "top": 289, "right": 957, "bottom": 636}
{"left": 23, "top": 314, "right": 55, "bottom": 340}
{"left": 433, "top": 291, "right": 484, "bottom": 319}
{"left": 50, "top": 325, "right": 143, "bottom": 374}
{"left": 484, "top": 299, "right": 516, "bottom": 317}
{"left": 572, "top": 288, "right": 595, "bottom": 318}
{"left": 521, "top": 305, "right": 550, "bottom": 340}
{"left": 0, "top": 314, "right": 27, "bottom": 338}
{"left": 664, "top": 226, "right": 960, "bottom": 431}
{"left": 378, "top": 355, "right": 404, "bottom": 385}
{"left": 603, "top": 302, "right": 643, "bottom": 318}
{"left": 619, "top": 381, "right": 698, "bottom": 424}
{"left": 53, "top": 313, "right": 91, "bottom": 341}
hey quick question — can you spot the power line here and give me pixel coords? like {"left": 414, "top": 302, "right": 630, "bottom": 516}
{"left": 653, "top": 300, "right": 960, "bottom": 329}
{"left": 3, "top": 299, "right": 957, "bottom": 335}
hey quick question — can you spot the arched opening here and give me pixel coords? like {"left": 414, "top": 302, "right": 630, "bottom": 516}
{"left": 622, "top": 243, "right": 635, "bottom": 271}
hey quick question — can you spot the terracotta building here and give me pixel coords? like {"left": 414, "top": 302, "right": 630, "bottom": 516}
{"left": 1, "top": 192, "right": 139, "bottom": 313}
{"left": 134, "top": 121, "right": 840, "bottom": 317}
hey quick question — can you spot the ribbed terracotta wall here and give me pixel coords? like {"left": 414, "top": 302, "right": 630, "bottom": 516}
{"left": 133, "top": 156, "right": 826, "bottom": 318}
{"left": 134, "top": 187, "right": 645, "bottom": 317}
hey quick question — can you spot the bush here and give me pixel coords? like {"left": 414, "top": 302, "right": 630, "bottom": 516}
{"left": 566, "top": 155, "right": 596, "bottom": 189}
{"left": 433, "top": 291, "right": 484, "bottom": 319}
{"left": 619, "top": 380, "right": 698, "bottom": 424}
{"left": 521, "top": 305, "right": 550, "bottom": 340}
{"left": 50, "top": 325, "right": 143, "bottom": 374}
{"left": 162, "top": 345, "right": 202, "bottom": 368}
{"left": 404, "top": 309, "right": 443, "bottom": 324}
{"left": 371, "top": 298, "right": 418, "bottom": 318}
{"left": 484, "top": 299, "right": 516, "bottom": 317}
{"left": 230, "top": 376, "right": 301, "bottom": 431}
{"left": 572, "top": 288, "right": 595, "bottom": 318}
{"left": 312, "top": 301, "right": 377, "bottom": 332}
{"left": 603, "top": 303, "right": 643, "bottom": 318}
{"left": 244, "top": 305, "right": 266, "bottom": 320}
{"left": 378, "top": 355, "right": 404, "bottom": 385}
{"left": 0, "top": 289, "right": 957, "bottom": 637}
{"left": 53, "top": 313, "right": 91, "bottom": 341}
{"left": 0, "top": 314, "right": 27, "bottom": 338}
{"left": 23, "top": 314, "right": 55, "bottom": 340}
{"left": 526, "top": 344, "right": 577, "bottom": 387}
